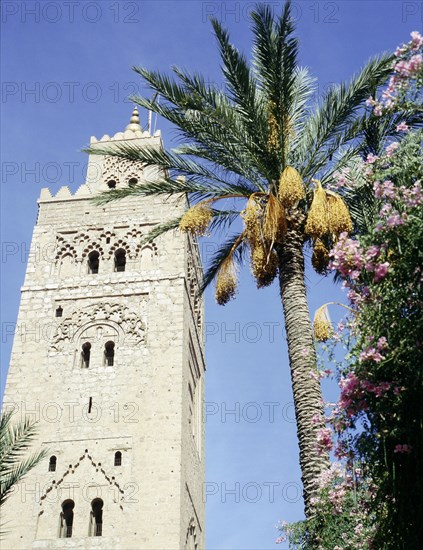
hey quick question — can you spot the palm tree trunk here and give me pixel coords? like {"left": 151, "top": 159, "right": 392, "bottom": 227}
{"left": 277, "top": 228, "right": 329, "bottom": 516}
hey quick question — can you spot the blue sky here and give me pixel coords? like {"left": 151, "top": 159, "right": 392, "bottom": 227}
{"left": 1, "top": 1, "right": 421, "bottom": 548}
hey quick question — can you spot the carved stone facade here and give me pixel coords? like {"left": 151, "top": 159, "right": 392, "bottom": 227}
{"left": 2, "top": 110, "right": 205, "bottom": 550}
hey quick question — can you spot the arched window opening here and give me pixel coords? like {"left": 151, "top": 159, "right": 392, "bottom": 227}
{"left": 104, "top": 341, "right": 115, "bottom": 367}
{"left": 107, "top": 180, "right": 116, "bottom": 189}
{"left": 87, "top": 251, "right": 100, "bottom": 274}
{"left": 128, "top": 177, "right": 138, "bottom": 187}
{"left": 114, "top": 249, "right": 126, "bottom": 272}
{"left": 55, "top": 307, "right": 63, "bottom": 318}
{"left": 60, "top": 499, "right": 74, "bottom": 538}
{"left": 81, "top": 342, "right": 91, "bottom": 368}
{"left": 114, "top": 451, "right": 122, "bottom": 466}
{"left": 90, "top": 498, "right": 103, "bottom": 537}
{"left": 49, "top": 455, "right": 57, "bottom": 472}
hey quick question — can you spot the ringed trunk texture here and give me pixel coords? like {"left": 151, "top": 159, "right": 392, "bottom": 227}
{"left": 277, "top": 229, "right": 329, "bottom": 516}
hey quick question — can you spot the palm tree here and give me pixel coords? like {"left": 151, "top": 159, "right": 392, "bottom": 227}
{"left": 86, "top": 2, "right": 395, "bottom": 514}
{"left": 0, "top": 410, "right": 46, "bottom": 509}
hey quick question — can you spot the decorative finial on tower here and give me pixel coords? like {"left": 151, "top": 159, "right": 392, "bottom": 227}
{"left": 125, "top": 106, "right": 142, "bottom": 132}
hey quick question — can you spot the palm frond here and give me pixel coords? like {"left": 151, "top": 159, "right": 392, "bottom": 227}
{"left": 92, "top": 173, "right": 254, "bottom": 205}
{"left": 85, "top": 142, "right": 258, "bottom": 190}
{"left": 251, "top": 1, "right": 298, "bottom": 166}
{"left": 344, "top": 180, "right": 379, "bottom": 235}
{"left": 359, "top": 108, "right": 423, "bottom": 157}
{"left": 141, "top": 208, "right": 241, "bottom": 244}
{"left": 288, "top": 67, "right": 316, "bottom": 134}
{"left": 129, "top": 69, "right": 269, "bottom": 185}
{"left": 208, "top": 209, "right": 241, "bottom": 233}
{"left": 0, "top": 411, "right": 47, "bottom": 507}
{"left": 200, "top": 232, "right": 248, "bottom": 293}
{"left": 319, "top": 147, "right": 359, "bottom": 187}
{"left": 210, "top": 17, "right": 263, "bottom": 130}
{"left": 142, "top": 216, "right": 183, "bottom": 243}
{"left": 297, "top": 54, "right": 394, "bottom": 177}
{"left": 170, "top": 67, "right": 272, "bottom": 180}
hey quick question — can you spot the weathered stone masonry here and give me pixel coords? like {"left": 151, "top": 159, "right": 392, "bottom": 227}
{"left": 2, "top": 109, "right": 205, "bottom": 550}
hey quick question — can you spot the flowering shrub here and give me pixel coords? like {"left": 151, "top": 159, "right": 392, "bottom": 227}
{"left": 366, "top": 31, "right": 422, "bottom": 114}
{"left": 277, "top": 462, "right": 377, "bottom": 550}
{"left": 330, "top": 128, "right": 423, "bottom": 549}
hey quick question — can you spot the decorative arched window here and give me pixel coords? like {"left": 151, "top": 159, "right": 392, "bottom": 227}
{"left": 114, "top": 249, "right": 126, "bottom": 272}
{"left": 90, "top": 498, "right": 103, "bottom": 537}
{"left": 60, "top": 499, "right": 74, "bottom": 538}
{"left": 128, "top": 177, "right": 138, "bottom": 187}
{"left": 107, "top": 180, "right": 117, "bottom": 189}
{"left": 81, "top": 342, "right": 91, "bottom": 368}
{"left": 104, "top": 341, "right": 115, "bottom": 367}
{"left": 87, "top": 251, "right": 100, "bottom": 274}
{"left": 49, "top": 455, "right": 57, "bottom": 472}
{"left": 114, "top": 451, "right": 122, "bottom": 466}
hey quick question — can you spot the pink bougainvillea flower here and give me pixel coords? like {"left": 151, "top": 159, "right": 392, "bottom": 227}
{"left": 396, "top": 121, "right": 409, "bottom": 132}
{"left": 366, "top": 153, "right": 379, "bottom": 164}
{"left": 377, "top": 336, "right": 388, "bottom": 350}
{"left": 374, "top": 262, "right": 390, "bottom": 282}
{"left": 394, "top": 444, "right": 412, "bottom": 454}
{"left": 316, "top": 427, "right": 333, "bottom": 454}
{"left": 374, "top": 180, "right": 396, "bottom": 199}
{"left": 374, "top": 104, "right": 383, "bottom": 116}
{"left": 386, "top": 214, "right": 405, "bottom": 227}
{"left": 385, "top": 142, "right": 400, "bottom": 157}
{"left": 410, "top": 31, "right": 423, "bottom": 49}
{"left": 366, "top": 245, "right": 381, "bottom": 260}
{"left": 379, "top": 203, "right": 393, "bottom": 216}
{"left": 408, "top": 53, "right": 423, "bottom": 73}
{"left": 359, "top": 347, "right": 385, "bottom": 363}
{"left": 311, "top": 413, "right": 321, "bottom": 425}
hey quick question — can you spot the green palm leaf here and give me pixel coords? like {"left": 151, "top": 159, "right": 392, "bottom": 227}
{"left": 0, "top": 411, "right": 47, "bottom": 508}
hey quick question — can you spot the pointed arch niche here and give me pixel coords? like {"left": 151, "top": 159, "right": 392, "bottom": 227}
{"left": 73, "top": 323, "right": 120, "bottom": 370}
{"left": 139, "top": 243, "right": 157, "bottom": 268}
{"left": 58, "top": 254, "right": 75, "bottom": 278}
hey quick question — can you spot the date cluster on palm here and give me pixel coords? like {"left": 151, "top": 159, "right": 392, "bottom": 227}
{"left": 178, "top": 202, "right": 212, "bottom": 236}
{"left": 215, "top": 256, "right": 237, "bottom": 306}
{"left": 305, "top": 180, "right": 353, "bottom": 274}
{"left": 178, "top": 166, "right": 353, "bottom": 304}
{"left": 313, "top": 304, "right": 333, "bottom": 342}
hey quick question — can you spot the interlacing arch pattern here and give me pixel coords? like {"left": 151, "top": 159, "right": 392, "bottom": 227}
{"left": 81, "top": 243, "right": 105, "bottom": 260}
{"left": 102, "top": 155, "right": 145, "bottom": 188}
{"left": 108, "top": 240, "right": 133, "bottom": 260}
{"left": 55, "top": 242, "right": 77, "bottom": 262}
{"left": 54, "top": 226, "right": 158, "bottom": 269}
{"left": 136, "top": 242, "right": 158, "bottom": 259}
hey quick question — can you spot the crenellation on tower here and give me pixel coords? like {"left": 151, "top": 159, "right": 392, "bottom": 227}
{"left": 2, "top": 109, "right": 205, "bottom": 550}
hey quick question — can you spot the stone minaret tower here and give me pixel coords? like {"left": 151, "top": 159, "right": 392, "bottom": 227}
{"left": 2, "top": 109, "right": 205, "bottom": 550}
